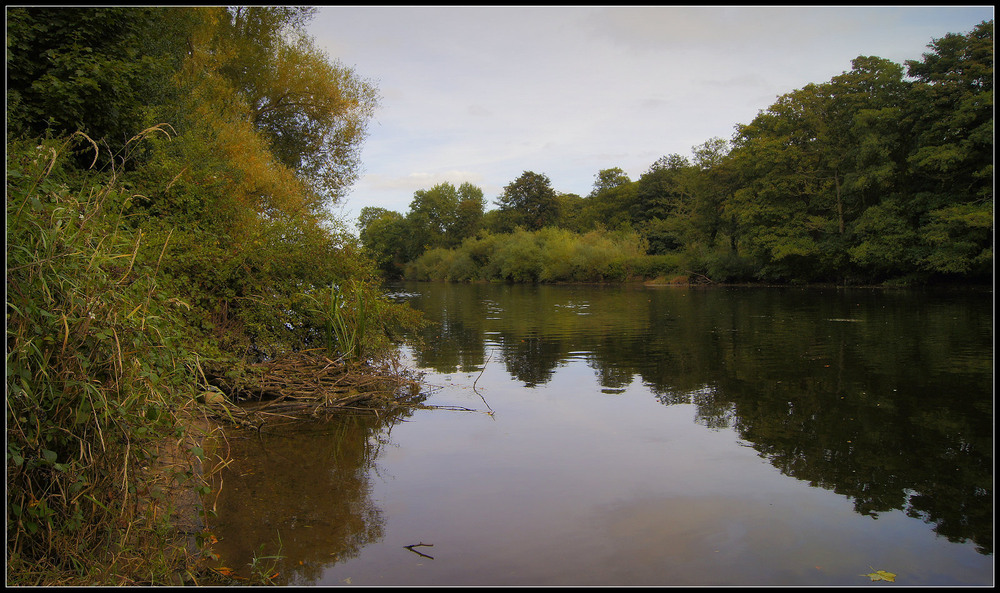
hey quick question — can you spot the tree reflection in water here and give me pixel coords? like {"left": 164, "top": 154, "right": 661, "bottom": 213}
{"left": 207, "top": 283, "right": 992, "bottom": 585}
{"left": 397, "top": 283, "right": 992, "bottom": 555}
{"left": 205, "top": 405, "right": 420, "bottom": 584}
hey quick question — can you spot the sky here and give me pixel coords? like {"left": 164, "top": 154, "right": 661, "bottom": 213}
{"left": 306, "top": 5, "right": 994, "bottom": 228}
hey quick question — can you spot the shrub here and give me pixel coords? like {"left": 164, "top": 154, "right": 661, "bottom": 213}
{"left": 404, "top": 227, "right": 659, "bottom": 283}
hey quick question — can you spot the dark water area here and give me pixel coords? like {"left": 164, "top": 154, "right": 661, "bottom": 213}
{"left": 207, "top": 283, "right": 993, "bottom": 585}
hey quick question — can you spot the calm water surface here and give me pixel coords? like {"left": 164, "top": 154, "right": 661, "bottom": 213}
{"left": 207, "top": 283, "right": 993, "bottom": 586}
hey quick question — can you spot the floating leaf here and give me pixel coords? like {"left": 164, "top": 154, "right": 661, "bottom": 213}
{"left": 862, "top": 568, "right": 897, "bottom": 582}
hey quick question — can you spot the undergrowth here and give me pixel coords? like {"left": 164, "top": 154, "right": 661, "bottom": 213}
{"left": 6, "top": 128, "right": 424, "bottom": 585}
{"left": 6, "top": 132, "right": 214, "bottom": 585}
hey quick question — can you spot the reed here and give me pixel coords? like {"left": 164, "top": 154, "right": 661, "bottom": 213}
{"left": 301, "top": 279, "right": 374, "bottom": 360}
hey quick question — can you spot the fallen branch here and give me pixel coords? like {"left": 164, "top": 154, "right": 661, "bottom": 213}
{"left": 472, "top": 350, "right": 495, "bottom": 416}
{"left": 404, "top": 542, "right": 434, "bottom": 559}
{"left": 684, "top": 269, "right": 714, "bottom": 284}
{"left": 200, "top": 349, "right": 426, "bottom": 422}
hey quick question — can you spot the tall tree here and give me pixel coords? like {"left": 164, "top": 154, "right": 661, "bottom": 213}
{"left": 358, "top": 207, "right": 410, "bottom": 277}
{"left": 683, "top": 138, "right": 738, "bottom": 250}
{"left": 213, "top": 6, "right": 379, "bottom": 204}
{"left": 633, "top": 154, "right": 695, "bottom": 254}
{"left": 579, "top": 167, "right": 635, "bottom": 232}
{"left": 406, "top": 182, "right": 461, "bottom": 252}
{"left": 725, "top": 55, "right": 912, "bottom": 281}
{"left": 904, "top": 20, "right": 993, "bottom": 278}
{"left": 452, "top": 182, "right": 487, "bottom": 243}
{"left": 496, "top": 171, "right": 561, "bottom": 231}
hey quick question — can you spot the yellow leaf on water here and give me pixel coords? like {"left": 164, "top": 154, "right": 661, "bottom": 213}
{"left": 862, "top": 568, "right": 897, "bottom": 582}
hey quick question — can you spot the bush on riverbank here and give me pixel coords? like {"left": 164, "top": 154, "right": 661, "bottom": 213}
{"left": 405, "top": 227, "right": 665, "bottom": 283}
{"left": 5, "top": 128, "right": 422, "bottom": 589}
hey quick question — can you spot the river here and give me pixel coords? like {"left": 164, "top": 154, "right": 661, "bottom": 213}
{"left": 206, "top": 282, "right": 993, "bottom": 586}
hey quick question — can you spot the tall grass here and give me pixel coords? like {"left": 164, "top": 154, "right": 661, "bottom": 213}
{"left": 6, "top": 132, "right": 208, "bottom": 584}
{"left": 300, "top": 278, "right": 420, "bottom": 362}
{"left": 301, "top": 281, "right": 369, "bottom": 360}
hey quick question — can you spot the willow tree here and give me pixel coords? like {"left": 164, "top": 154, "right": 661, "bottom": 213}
{"left": 117, "top": 6, "right": 385, "bottom": 357}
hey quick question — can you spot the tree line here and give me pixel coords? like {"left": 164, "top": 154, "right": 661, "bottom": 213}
{"left": 359, "top": 20, "right": 993, "bottom": 285}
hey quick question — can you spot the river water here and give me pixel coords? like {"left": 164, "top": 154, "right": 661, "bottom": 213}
{"left": 206, "top": 282, "right": 993, "bottom": 586}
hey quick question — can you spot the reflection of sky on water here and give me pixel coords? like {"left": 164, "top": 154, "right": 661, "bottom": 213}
{"left": 317, "top": 354, "right": 992, "bottom": 586}
{"left": 210, "top": 285, "right": 993, "bottom": 586}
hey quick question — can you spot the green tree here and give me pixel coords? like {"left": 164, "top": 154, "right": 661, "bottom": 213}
{"left": 6, "top": 7, "right": 194, "bottom": 164}
{"left": 690, "top": 137, "right": 736, "bottom": 248}
{"left": 725, "top": 55, "right": 912, "bottom": 282}
{"left": 633, "top": 154, "right": 695, "bottom": 254}
{"left": 904, "top": 20, "right": 993, "bottom": 278}
{"left": 578, "top": 167, "right": 636, "bottom": 232}
{"left": 727, "top": 88, "right": 839, "bottom": 281}
{"left": 403, "top": 181, "right": 485, "bottom": 253}
{"left": 555, "top": 192, "right": 587, "bottom": 232}
{"left": 452, "top": 182, "right": 487, "bottom": 243}
{"left": 358, "top": 207, "right": 410, "bottom": 278}
{"left": 407, "top": 183, "right": 460, "bottom": 251}
{"left": 496, "top": 171, "right": 561, "bottom": 231}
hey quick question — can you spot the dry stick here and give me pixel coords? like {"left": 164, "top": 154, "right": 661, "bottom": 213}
{"left": 684, "top": 269, "right": 714, "bottom": 284}
{"left": 421, "top": 404, "right": 480, "bottom": 413}
{"left": 404, "top": 543, "right": 434, "bottom": 559}
{"left": 472, "top": 350, "right": 495, "bottom": 416}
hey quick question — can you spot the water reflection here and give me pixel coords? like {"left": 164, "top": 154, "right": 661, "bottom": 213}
{"left": 394, "top": 283, "right": 993, "bottom": 555}
{"left": 206, "top": 407, "right": 418, "bottom": 584}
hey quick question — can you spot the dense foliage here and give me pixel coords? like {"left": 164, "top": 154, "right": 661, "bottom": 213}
{"left": 360, "top": 21, "right": 993, "bottom": 285}
{"left": 6, "top": 7, "right": 417, "bottom": 584}
{"left": 405, "top": 227, "right": 664, "bottom": 283}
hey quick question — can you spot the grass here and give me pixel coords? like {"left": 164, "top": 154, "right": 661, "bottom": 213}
{"left": 301, "top": 279, "right": 382, "bottom": 361}
{"left": 5, "top": 131, "right": 216, "bottom": 585}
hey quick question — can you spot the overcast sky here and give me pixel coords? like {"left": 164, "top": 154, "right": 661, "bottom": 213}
{"left": 306, "top": 5, "right": 994, "bottom": 227}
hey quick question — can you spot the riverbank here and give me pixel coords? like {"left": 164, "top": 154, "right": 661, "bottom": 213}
{"left": 403, "top": 275, "right": 993, "bottom": 290}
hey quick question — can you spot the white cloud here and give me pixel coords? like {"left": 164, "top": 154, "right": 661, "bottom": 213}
{"left": 363, "top": 170, "right": 486, "bottom": 192}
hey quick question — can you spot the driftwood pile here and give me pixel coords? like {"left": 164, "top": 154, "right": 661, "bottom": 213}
{"left": 202, "top": 349, "right": 424, "bottom": 419}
